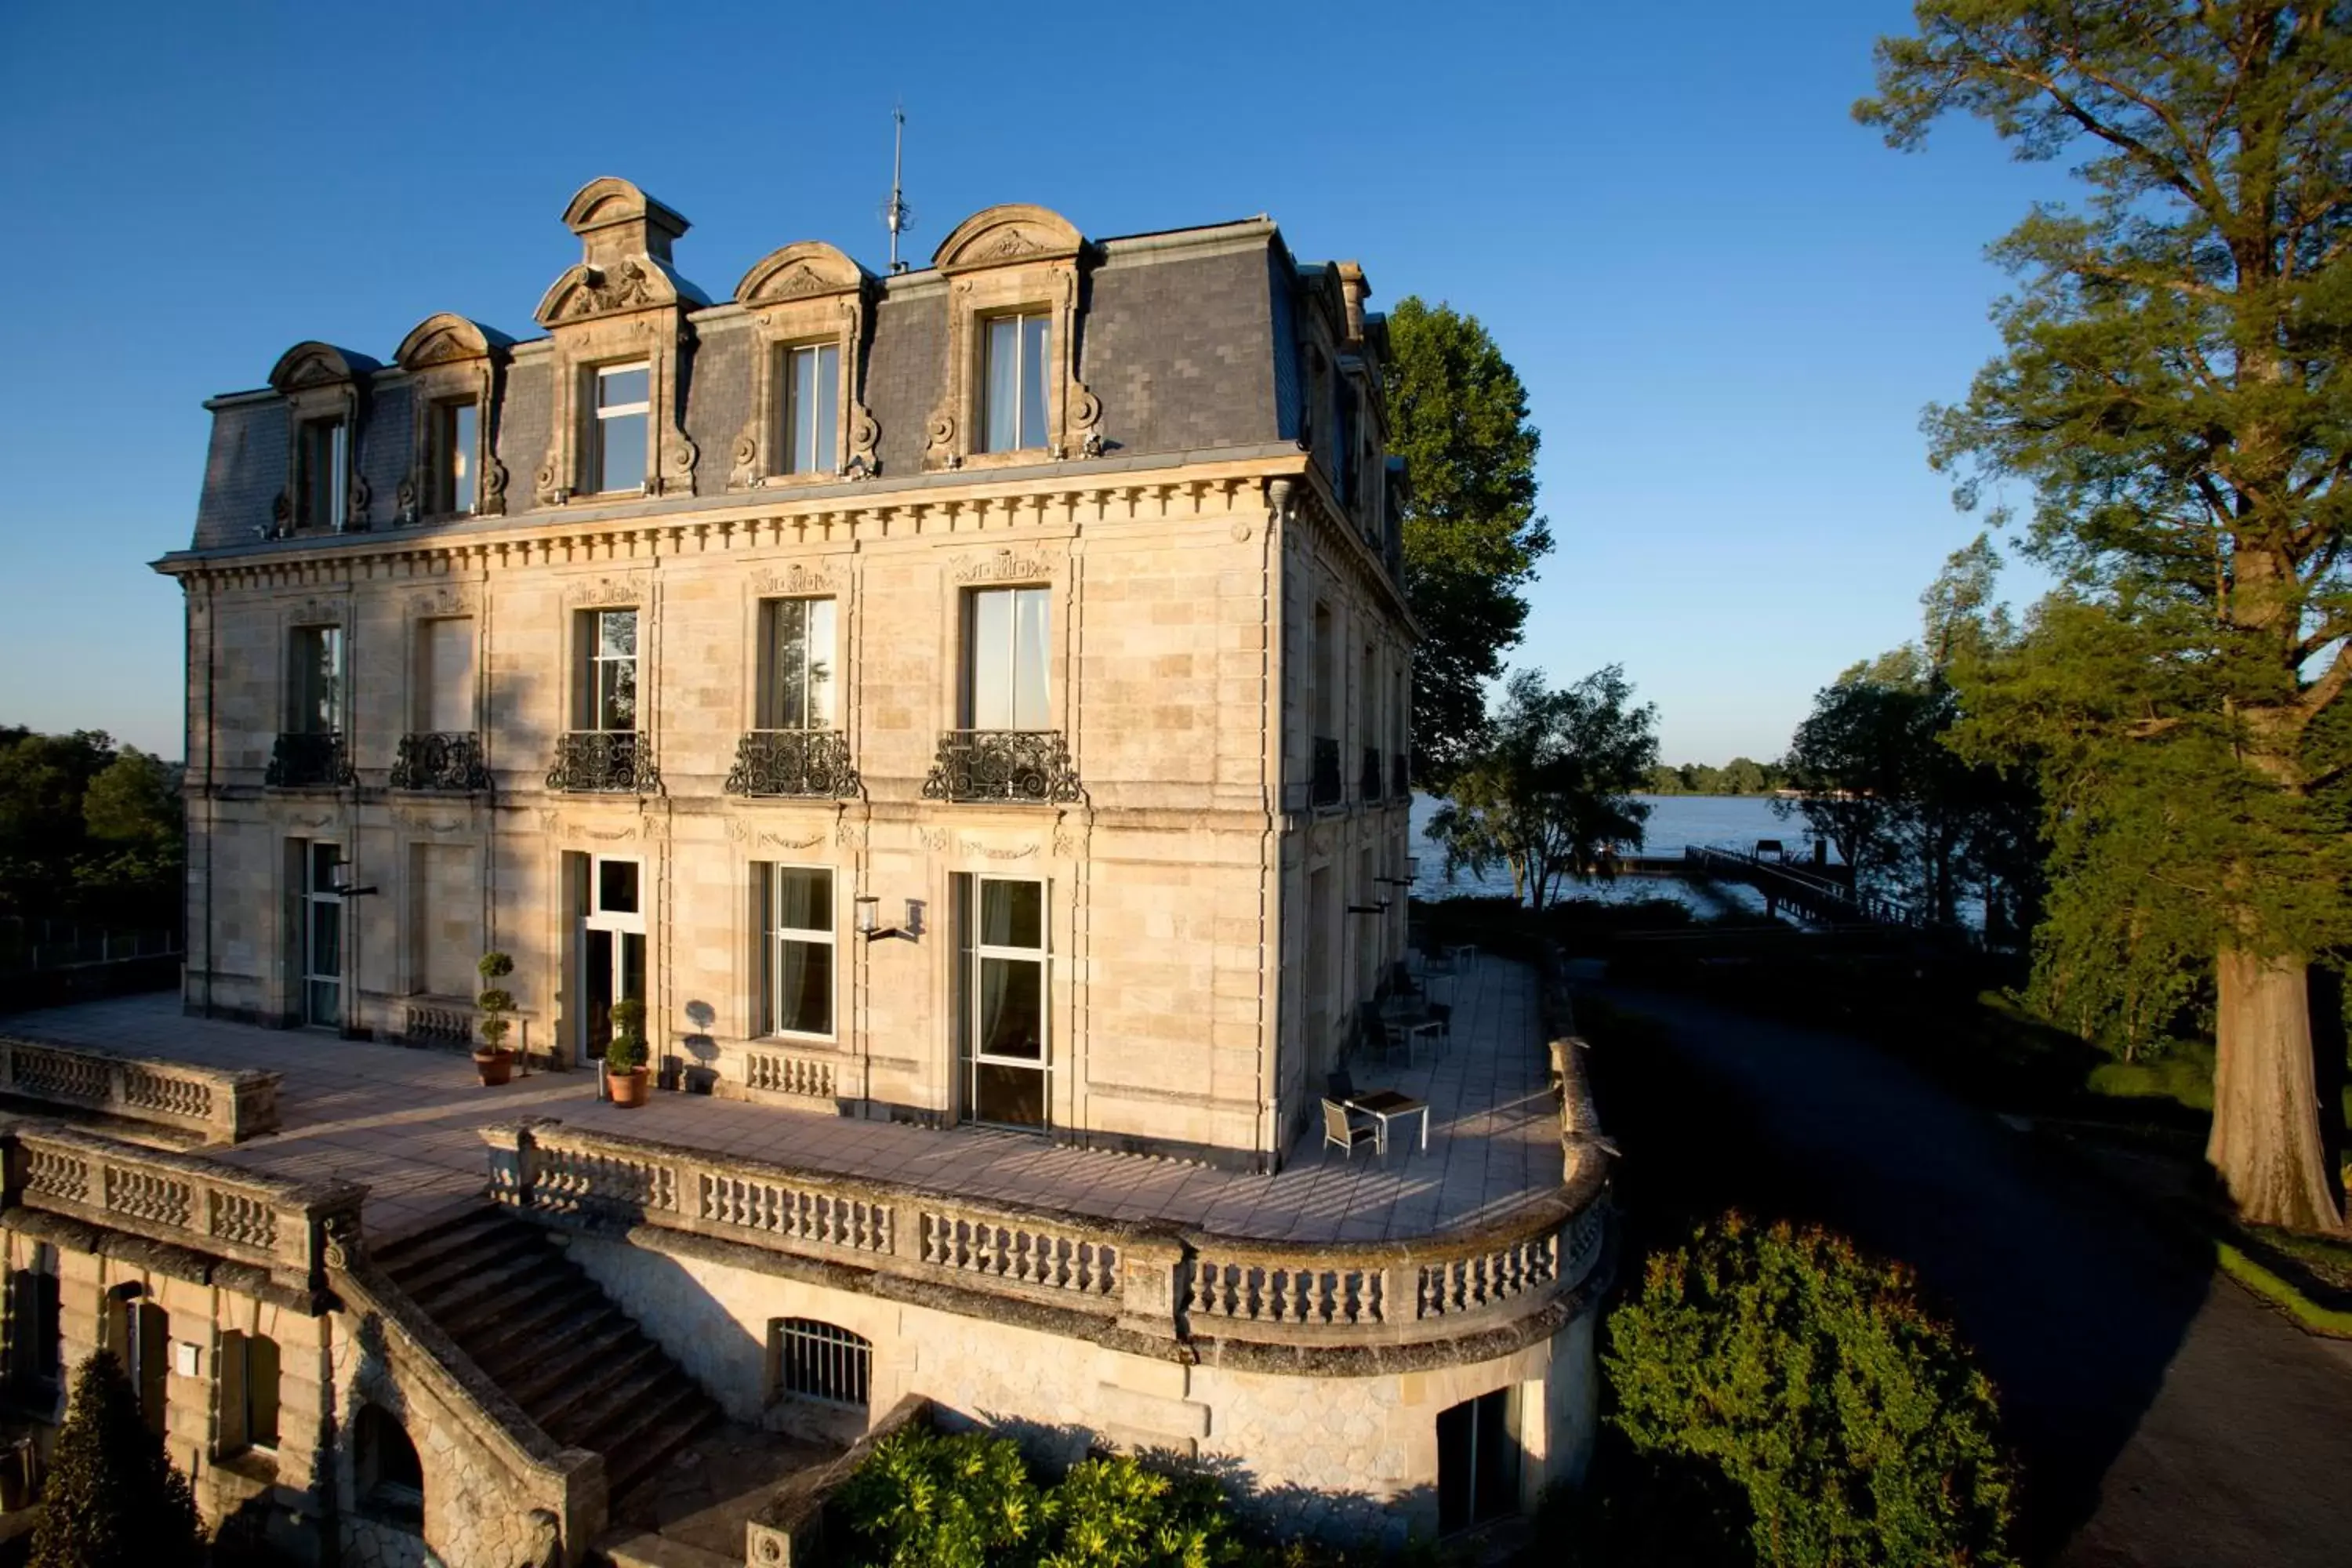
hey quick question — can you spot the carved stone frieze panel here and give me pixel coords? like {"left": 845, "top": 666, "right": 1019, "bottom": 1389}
{"left": 561, "top": 574, "right": 650, "bottom": 608}
{"left": 949, "top": 550, "right": 1056, "bottom": 585}
{"left": 749, "top": 562, "right": 841, "bottom": 597}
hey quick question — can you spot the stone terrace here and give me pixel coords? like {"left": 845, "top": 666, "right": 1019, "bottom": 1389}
{"left": 2, "top": 957, "right": 1557, "bottom": 1245}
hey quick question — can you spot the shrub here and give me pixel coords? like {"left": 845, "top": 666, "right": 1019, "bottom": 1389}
{"left": 477, "top": 949, "right": 517, "bottom": 1053}
{"left": 830, "top": 1426, "right": 1044, "bottom": 1568}
{"left": 604, "top": 997, "right": 648, "bottom": 1075}
{"left": 31, "top": 1350, "right": 208, "bottom": 1568}
{"left": 1038, "top": 1453, "right": 1247, "bottom": 1567}
{"left": 1603, "top": 1214, "right": 2015, "bottom": 1568}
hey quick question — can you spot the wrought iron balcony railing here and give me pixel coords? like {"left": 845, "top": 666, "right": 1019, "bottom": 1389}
{"left": 1392, "top": 752, "right": 1410, "bottom": 798}
{"left": 1310, "top": 736, "right": 1342, "bottom": 808}
{"left": 390, "top": 731, "right": 492, "bottom": 792}
{"left": 921, "top": 730, "right": 1083, "bottom": 804}
{"left": 546, "top": 730, "right": 660, "bottom": 794}
{"left": 264, "top": 731, "right": 354, "bottom": 789}
{"left": 1361, "top": 746, "right": 1385, "bottom": 803}
{"left": 724, "top": 729, "right": 861, "bottom": 799}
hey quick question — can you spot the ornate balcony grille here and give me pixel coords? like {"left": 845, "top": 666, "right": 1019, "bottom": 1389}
{"left": 546, "top": 731, "right": 660, "bottom": 794}
{"left": 1310, "top": 737, "right": 1342, "bottom": 808}
{"left": 921, "top": 731, "right": 1083, "bottom": 804}
{"left": 390, "top": 731, "right": 492, "bottom": 793}
{"left": 1392, "top": 752, "right": 1410, "bottom": 798}
{"left": 724, "top": 729, "right": 861, "bottom": 799}
{"left": 264, "top": 732, "right": 354, "bottom": 789}
{"left": 1361, "top": 746, "right": 1385, "bottom": 803}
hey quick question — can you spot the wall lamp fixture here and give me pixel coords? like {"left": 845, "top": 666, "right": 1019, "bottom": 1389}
{"left": 1347, "top": 901, "right": 1390, "bottom": 916}
{"left": 855, "top": 895, "right": 922, "bottom": 943}
{"left": 1375, "top": 855, "right": 1421, "bottom": 889}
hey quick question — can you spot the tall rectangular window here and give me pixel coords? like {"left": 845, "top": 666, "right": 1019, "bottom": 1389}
{"left": 290, "top": 626, "right": 344, "bottom": 735}
{"left": 415, "top": 617, "right": 475, "bottom": 733}
{"left": 759, "top": 598, "right": 836, "bottom": 730}
{"left": 980, "top": 313, "right": 1050, "bottom": 453}
{"left": 781, "top": 343, "right": 840, "bottom": 476}
{"left": 1437, "top": 1388, "right": 1522, "bottom": 1534}
{"left": 758, "top": 865, "right": 834, "bottom": 1037}
{"left": 958, "top": 875, "right": 1049, "bottom": 1129}
{"left": 965, "top": 586, "right": 1051, "bottom": 730}
{"left": 592, "top": 362, "right": 650, "bottom": 493}
{"left": 299, "top": 416, "right": 347, "bottom": 529}
{"left": 302, "top": 840, "right": 344, "bottom": 1028}
{"left": 219, "top": 1331, "right": 281, "bottom": 1454}
{"left": 435, "top": 398, "right": 478, "bottom": 514}
{"left": 578, "top": 608, "right": 638, "bottom": 731}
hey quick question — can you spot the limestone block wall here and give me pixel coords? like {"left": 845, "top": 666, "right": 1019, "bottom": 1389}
{"left": 562, "top": 1229, "right": 1596, "bottom": 1551}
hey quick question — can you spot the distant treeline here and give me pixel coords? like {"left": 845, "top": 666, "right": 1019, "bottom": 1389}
{"left": 0, "top": 727, "right": 184, "bottom": 934}
{"left": 1645, "top": 758, "right": 1788, "bottom": 796}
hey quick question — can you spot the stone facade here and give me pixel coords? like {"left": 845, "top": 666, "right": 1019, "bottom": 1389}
{"left": 162, "top": 177, "right": 1414, "bottom": 1173}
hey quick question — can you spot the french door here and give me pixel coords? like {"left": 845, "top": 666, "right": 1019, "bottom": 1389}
{"left": 579, "top": 855, "right": 646, "bottom": 1062}
{"left": 302, "top": 842, "right": 343, "bottom": 1028}
{"left": 957, "top": 876, "right": 1049, "bottom": 1130}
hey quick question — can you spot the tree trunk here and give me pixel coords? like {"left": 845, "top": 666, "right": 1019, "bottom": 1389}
{"left": 2209, "top": 945, "right": 2343, "bottom": 1232}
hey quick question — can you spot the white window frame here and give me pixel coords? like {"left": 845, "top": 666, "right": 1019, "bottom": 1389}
{"left": 759, "top": 863, "right": 836, "bottom": 1040}
{"left": 302, "top": 840, "right": 343, "bottom": 1029}
{"left": 779, "top": 342, "right": 840, "bottom": 477}
{"left": 435, "top": 397, "right": 479, "bottom": 515}
{"left": 963, "top": 586, "right": 1051, "bottom": 731}
{"left": 580, "top": 608, "right": 640, "bottom": 733}
{"left": 590, "top": 361, "right": 652, "bottom": 495}
{"left": 300, "top": 416, "right": 349, "bottom": 530}
{"left": 978, "top": 310, "right": 1051, "bottom": 454}
{"left": 962, "top": 875, "right": 1050, "bottom": 1127}
{"left": 759, "top": 597, "right": 837, "bottom": 731}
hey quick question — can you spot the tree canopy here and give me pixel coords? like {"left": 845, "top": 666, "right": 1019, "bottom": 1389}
{"left": 1860, "top": 1, "right": 2352, "bottom": 1229}
{"left": 1382, "top": 297, "right": 1552, "bottom": 788}
{"left": 1425, "top": 665, "right": 1660, "bottom": 911}
{"left": 31, "top": 1351, "right": 208, "bottom": 1568}
{"left": 0, "top": 728, "right": 183, "bottom": 932}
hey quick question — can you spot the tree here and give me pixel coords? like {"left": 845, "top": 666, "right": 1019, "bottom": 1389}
{"left": 1382, "top": 298, "right": 1552, "bottom": 788}
{"left": 1425, "top": 666, "right": 1659, "bottom": 911}
{"left": 1606, "top": 1215, "right": 2016, "bottom": 1568}
{"left": 31, "top": 1351, "right": 208, "bottom": 1568}
{"left": 1860, "top": 3, "right": 2352, "bottom": 1229}
{"left": 82, "top": 747, "right": 180, "bottom": 848}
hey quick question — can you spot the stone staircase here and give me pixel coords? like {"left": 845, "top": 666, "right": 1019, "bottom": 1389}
{"left": 371, "top": 1206, "right": 724, "bottom": 1502}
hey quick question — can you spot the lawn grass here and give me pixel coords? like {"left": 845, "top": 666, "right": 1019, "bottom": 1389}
{"left": 2216, "top": 1243, "right": 2352, "bottom": 1338}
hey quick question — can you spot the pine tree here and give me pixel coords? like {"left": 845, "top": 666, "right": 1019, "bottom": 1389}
{"left": 30, "top": 1351, "right": 209, "bottom": 1568}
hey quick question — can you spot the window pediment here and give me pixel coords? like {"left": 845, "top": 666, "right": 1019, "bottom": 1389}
{"left": 270, "top": 341, "right": 378, "bottom": 394}
{"left": 924, "top": 206, "right": 1102, "bottom": 472}
{"left": 394, "top": 314, "right": 511, "bottom": 521}
{"left": 729, "top": 243, "right": 879, "bottom": 490}
{"left": 268, "top": 342, "right": 374, "bottom": 535}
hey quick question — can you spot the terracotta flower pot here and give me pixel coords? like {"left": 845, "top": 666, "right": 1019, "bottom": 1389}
{"left": 608, "top": 1065, "right": 652, "bottom": 1108}
{"left": 473, "top": 1048, "right": 514, "bottom": 1087}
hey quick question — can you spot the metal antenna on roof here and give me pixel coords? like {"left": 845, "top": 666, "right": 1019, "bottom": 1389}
{"left": 882, "top": 103, "right": 913, "bottom": 274}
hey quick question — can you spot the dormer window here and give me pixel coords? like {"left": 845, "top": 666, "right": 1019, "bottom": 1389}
{"left": 980, "top": 313, "right": 1051, "bottom": 454}
{"left": 592, "top": 363, "right": 651, "bottom": 494}
{"left": 434, "top": 398, "right": 478, "bottom": 514}
{"left": 781, "top": 343, "right": 840, "bottom": 476}
{"left": 298, "top": 417, "right": 347, "bottom": 531}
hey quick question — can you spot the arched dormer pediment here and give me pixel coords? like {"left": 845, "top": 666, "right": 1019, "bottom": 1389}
{"left": 562, "top": 176, "right": 690, "bottom": 260}
{"left": 932, "top": 204, "right": 1084, "bottom": 274}
{"left": 735, "top": 241, "right": 869, "bottom": 307}
{"left": 269, "top": 341, "right": 379, "bottom": 394}
{"left": 394, "top": 313, "right": 511, "bottom": 372}
{"left": 534, "top": 258, "right": 685, "bottom": 328}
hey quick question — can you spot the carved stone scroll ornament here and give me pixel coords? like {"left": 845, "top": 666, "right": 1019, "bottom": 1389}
{"left": 848, "top": 402, "right": 880, "bottom": 477}
{"left": 730, "top": 424, "right": 762, "bottom": 490}
{"left": 952, "top": 551, "right": 1054, "bottom": 584}
{"left": 750, "top": 563, "right": 839, "bottom": 597}
{"left": 565, "top": 260, "right": 659, "bottom": 320}
{"left": 925, "top": 412, "right": 958, "bottom": 469}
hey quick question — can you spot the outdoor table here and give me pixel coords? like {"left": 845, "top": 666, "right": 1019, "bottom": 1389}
{"left": 1345, "top": 1088, "right": 1430, "bottom": 1154}
{"left": 1384, "top": 1016, "right": 1443, "bottom": 1066}
{"left": 1445, "top": 943, "right": 1479, "bottom": 971}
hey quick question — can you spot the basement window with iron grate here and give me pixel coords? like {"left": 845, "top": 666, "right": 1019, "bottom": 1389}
{"left": 768, "top": 1317, "right": 869, "bottom": 1407}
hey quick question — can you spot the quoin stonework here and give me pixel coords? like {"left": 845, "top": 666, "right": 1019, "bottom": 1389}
{"left": 0, "top": 177, "right": 1609, "bottom": 1567}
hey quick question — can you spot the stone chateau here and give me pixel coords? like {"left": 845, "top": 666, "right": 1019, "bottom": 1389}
{"left": 0, "top": 178, "right": 1610, "bottom": 1567}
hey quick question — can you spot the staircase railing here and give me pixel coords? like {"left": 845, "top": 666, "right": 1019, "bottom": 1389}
{"left": 0, "top": 1036, "right": 279, "bottom": 1142}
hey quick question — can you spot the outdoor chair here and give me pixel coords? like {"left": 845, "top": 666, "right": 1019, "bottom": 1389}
{"left": 1322, "top": 1098, "right": 1377, "bottom": 1160}
{"left": 1425, "top": 1000, "right": 1453, "bottom": 1047}
{"left": 1387, "top": 960, "right": 1425, "bottom": 1000}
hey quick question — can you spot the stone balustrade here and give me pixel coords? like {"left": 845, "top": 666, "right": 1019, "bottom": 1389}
{"left": 481, "top": 1117, "right": 1607, "bottom": 1356}
{"left": 1, "top": 1121, "right": 363, "bottom": 1299}
{"left": 0, "top": 1035, "right": 280, "bottom": 1144}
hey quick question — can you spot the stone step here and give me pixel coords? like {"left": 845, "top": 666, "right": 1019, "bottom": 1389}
{"left": 386, "top": 1221, "right": 549, "bottom": 1303}
{"left": 531, "top": 1337, "right": 668, "bottom": 1439}
{"left": 474, "top": 1295, "right": 633, "bottom": 1386}
{"left": 603, "top": 1399, "right": 727, "bottom": 1502}
{"left": 433, "top": 1269, "right": 605, "bottom": 1345}
{"left": 398, "top": 1238, "right": 562, "bottom": 1321}
{"left": 503, "top": 1316, "right": 649, "bottom": 1411}
{"left": 549, "top": 1358, "right": 703, "bottom": 1454}
{"left": 371, "top": 1204, "right": 518, "bottom": 1274}
{"left": 596, "top": 1527, "right": 740, "bottom": 1568}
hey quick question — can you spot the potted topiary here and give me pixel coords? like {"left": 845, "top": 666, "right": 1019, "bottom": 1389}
{"left": 474, "top": 952, "right": 518, "bottom": 1087}
{"left": 604, "top": 998, "right": 651, "bottom": 1108}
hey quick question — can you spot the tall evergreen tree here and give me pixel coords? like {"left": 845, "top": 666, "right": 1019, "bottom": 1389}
{"left": 1381, "top": 298, "right": 1552, "bottom": 789}
{"left": 31, "top": 1351, "right": 208, "bottom": 1568}
{"left": 1860, "top": 2, "right": 2352, "bottom": 1229}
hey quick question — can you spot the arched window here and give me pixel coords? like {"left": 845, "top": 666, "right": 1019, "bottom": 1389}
{"left": 356, "top": 1405, "right": 423, "bottom": 1525}
{"left": 768, "top": 1318, "right": 869, "bottom": 1407}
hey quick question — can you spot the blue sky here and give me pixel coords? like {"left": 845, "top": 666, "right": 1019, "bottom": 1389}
{"left": 0, "top": 0, "right": 2068, "bottom": 764}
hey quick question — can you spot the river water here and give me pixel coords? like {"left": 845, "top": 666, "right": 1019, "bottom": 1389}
{"left": 1407, "top": 793, "right": 1820, "bottom": 916}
